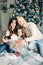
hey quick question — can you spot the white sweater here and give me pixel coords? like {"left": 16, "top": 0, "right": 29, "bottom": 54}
{"left": 25, "top": 22, "right": 43, "bottom": 42}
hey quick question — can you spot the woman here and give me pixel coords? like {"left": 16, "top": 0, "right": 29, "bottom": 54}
{"left": 17, "top": 16, "right": 43, "bottom": 41}
{"left": 15, "top": 16, "right": 43, "bottom": 50}
{"left": 17, "top": 16, "right": 43, "bottom": 42}
{"left": 0, "top": 17, "right": 17, "bottom": 53}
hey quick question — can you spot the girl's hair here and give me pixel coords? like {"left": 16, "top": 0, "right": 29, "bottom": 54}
{"left": 8, "top": 17, "right": 17, "bottom": 35}
{"left": 16, "top": 26, "right": 28, "bottom": 39}
{"left": 16, "top": 26, "right": 23, "bottom": 38}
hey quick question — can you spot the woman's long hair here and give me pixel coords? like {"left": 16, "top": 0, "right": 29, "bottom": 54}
{"left": 8, "top": 17, "right": 17, "bottom": 35}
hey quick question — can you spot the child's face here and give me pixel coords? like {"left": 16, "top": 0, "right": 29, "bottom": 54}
{"left": 17, "top": 29, "right": 22, "bottom": 37}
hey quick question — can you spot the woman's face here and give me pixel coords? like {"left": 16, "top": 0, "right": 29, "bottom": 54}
{"left": 17, "top": 18, "right": 24, "bottom": 26}
{"left": 17, "top": 29, "right": 22, "bottom": 37}
{"left": 11, "top": 20, "right": 16, "bottom": 30}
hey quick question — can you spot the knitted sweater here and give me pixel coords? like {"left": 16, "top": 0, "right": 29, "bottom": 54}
{"left": 24, "top": 22, "right": 43, "bottom": 42}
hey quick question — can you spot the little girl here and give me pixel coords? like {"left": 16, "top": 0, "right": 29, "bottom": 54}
{"left": 14, "top": 26, "right": 29, "bottom": 48}
{"left": 10, "top": 27, "right": 24, "bottom": 50}
{"left": 13, "top": 27, "right": 29, "bottom": 57}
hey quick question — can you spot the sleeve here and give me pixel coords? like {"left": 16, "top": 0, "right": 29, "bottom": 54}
{"left": 25, "top": 22, "right": 43, "bottom": 42}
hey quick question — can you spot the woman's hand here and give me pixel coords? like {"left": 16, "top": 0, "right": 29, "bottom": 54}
{"left": 14, "top": 40, "right": 20, "bottom": 43}
{"left": 2, "top": 36, "right": 9, "bottom": 43}
{"left": 14, "top": 39, "right": 26, "bottom": 48}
